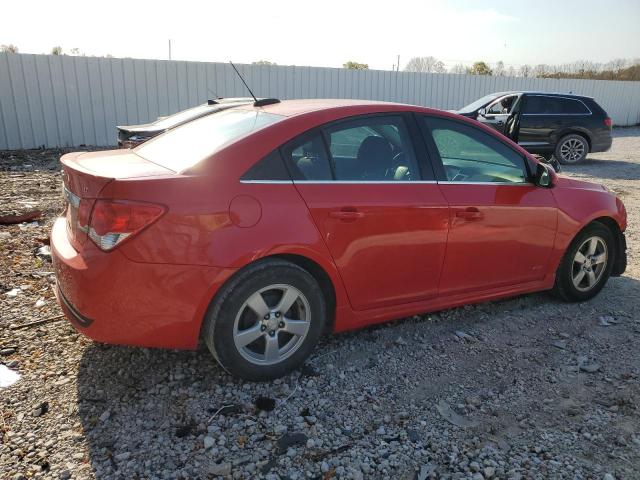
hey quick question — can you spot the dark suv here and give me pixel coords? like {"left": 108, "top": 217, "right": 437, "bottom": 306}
{"left": 455, "top": 92, "right": 613, "bottom": 164}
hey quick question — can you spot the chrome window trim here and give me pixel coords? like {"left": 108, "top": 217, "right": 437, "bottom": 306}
{"left": 239, "top": 180, "right": 293, "bottom": 184}
{"left": 522, "top": 95, "right": 592, "bottom": 115}
{"left": 292, "top": 180, "right": 438, "bottom": 184}
{"left": 438, "top": 181, "right": 533, "bottom": 186}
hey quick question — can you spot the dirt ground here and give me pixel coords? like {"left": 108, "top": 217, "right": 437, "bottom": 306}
{"left": 1, "top": 130, "right": 639, "bottom": 480}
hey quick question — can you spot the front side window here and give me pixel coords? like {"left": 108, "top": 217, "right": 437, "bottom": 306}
{"left": 423, "top": 117, "right": 528, "bottom": 184}
{"left": 325, "top": 116, "right": 420, "bottom": 181}
{"left": 487, "top": 95, "right": 517, "bottom": 114}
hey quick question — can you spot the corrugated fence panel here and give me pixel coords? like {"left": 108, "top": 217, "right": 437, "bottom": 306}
{"left": 1, "top": 52, "right": 640, "bottom": 149}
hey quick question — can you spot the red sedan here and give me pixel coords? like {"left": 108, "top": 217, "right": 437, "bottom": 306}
{"left": 52, "top": 99, "right": 627, "bottom": 380}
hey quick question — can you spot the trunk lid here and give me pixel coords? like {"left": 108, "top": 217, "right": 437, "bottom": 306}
{"left": 60, "top": 149, "right": 173, "bottom": 250}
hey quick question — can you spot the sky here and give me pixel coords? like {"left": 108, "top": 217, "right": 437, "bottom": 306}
{"left": 2, "top": 0, "right": 639, "bottom": 71}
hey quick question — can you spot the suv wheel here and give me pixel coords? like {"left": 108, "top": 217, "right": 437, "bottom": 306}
{"left": 202, "top": 259, "right": 326, "bottom": 381}
{"left": 555, "top": 134, "right": 588, "bottom": 164}
{"left": 553, "top": 223, "right": 614, "bottom": 302}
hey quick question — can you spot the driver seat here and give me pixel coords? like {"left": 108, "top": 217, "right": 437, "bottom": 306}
{"left": 357, "top": 136, "right": 393, "bottom": 180}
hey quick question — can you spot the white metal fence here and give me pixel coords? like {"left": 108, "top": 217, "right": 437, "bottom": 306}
{"left": 1, "top": 53, "right": 640, "bottom": 150}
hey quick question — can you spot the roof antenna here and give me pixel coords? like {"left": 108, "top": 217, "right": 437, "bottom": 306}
{"left": 229, "top": 61, "right": 257, "bottom": 102}
{"left": 229, "top": 61, "right": 280, "bottom": 107}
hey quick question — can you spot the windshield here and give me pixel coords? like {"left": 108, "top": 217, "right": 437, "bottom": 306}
{"left": 136, "top": 109, "right": 284, "bottom": 172}
{"left": 457, "top": 93, "right": 505, "bottom": 114}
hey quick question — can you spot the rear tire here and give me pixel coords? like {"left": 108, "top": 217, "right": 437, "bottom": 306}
{"left": 555, "top": 134, "right": 589, "bottom": 164}
{"left": 553, "top": 223, "right": 614, "bottom": 302}
{"left": 202, "top": 259, "right": 326, "bottom": 381}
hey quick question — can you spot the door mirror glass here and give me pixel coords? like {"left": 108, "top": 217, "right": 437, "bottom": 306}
{"left": 477, "top": 107, "right": 487, "bottom": 117}
{"left": 535, "top": 163, "right": 553, "bottom": 187}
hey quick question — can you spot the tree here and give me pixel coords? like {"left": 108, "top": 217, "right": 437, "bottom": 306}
{"left": 69, "top": 47, "right": 82, "bottom": 56}
{"left": 467, "top": 61, "right": 492, "bottom": 76}
{"left": 404, "top": 56, "right": 446, "bottom": 73}
{"left": 343, "top": 61, "right": 368, "bottom": 70}
{"left": 1, "top": 44, "right": 19, "bottom": 53}
{"left": 449, "top": 63, "right": 466, "bottom": 74}
{"left": 493, "top": 61, "right": 505, "bottom": 76}
{"left": 253, "top": 60, "right": 276, "bottom": 66}
{"left": 532, "top": 64, "right": 550, "bottom": 77}
{"left": 51, "top": 46, "right": 63, "bottom": 55}
{"left": 519, "top": 64, "right": 532, "bottom": 77}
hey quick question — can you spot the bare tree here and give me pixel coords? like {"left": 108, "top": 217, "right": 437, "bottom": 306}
{"left": 532, "top": 64, "right": 550, "bottom": 77}
{"left": 253, "top": 60, "right": 276, "bottom": 66}
{"left": 519, "top": 65, "right": 532, "bottom": 77}
{"left": 1, "top": 44, "right": 19, "bottom": 53}
{"left": 507, "top": 66, "right": 517, "bottom": 77}
{"left": 404, "top": 56, "right": 446, "bottom": 73}
{"left": 494, "top": 61, "right": 505, "bottom": 76}
{"left": 449, "top": 63, "right": 466, "bottom": 74}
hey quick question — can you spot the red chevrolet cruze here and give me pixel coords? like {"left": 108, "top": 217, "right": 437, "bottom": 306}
{"left": 52, "top": 99, "right": 628, "bottom": 380}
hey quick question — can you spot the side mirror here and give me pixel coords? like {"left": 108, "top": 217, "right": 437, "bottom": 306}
{"left": 477, "top": 107, "right": 487, "bottom": 117}
{"left": 535, "top": 163, "right": 553, "bottom": 187}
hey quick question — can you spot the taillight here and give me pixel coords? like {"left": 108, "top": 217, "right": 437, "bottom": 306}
{"left": 88, "top": 200, "right": 165, "bottom": 251}
{"left": 604, "top": 117, "right": 612, "bottom": 128}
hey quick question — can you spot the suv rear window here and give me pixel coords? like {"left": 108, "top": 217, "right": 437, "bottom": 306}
{"left": 136, "top": 109, "right": 284, "bottom": 172}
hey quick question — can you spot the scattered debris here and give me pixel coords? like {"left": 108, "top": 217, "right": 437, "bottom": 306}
{"left": 454, "top": 330, "right": 477, "bottom": 342}
{"left": 551, "top": 340, "right": 567, "bottom": 350}
{"left": 203, "top": 436, "right": 216, "bottom": 449}
{"left": 33, "top": 401, "right": 49, "bottom": 417}
{"left": 36, "top": 245, "right": 52, "bottom": 259}
{"left": 5, "top": 288, "right": 20, "bottom": 297}
{"left": 0, "top": 364, "right": 21, "bottom": 388}
{"left": 277, "top": 432, "right": 308, "bottom": 454}
{"left": 395, "top": 336, "right": 408, "bottom": 346}
{"left": 578, "top": 356, "right": 602, "bottom": 373}
{"left": 207, "top": 462, "right": 232, "bottom": 476}
{"left": 300, "top": 363, "right": 320, "bottom": 377}
{"left": 416, "top": 463, "right": 437, "bottom": 480}
{"left": 35, "top": 298, "right": 46, "bottom": 308}
{"left": 0, "top": 210, "right": 42, "bottom": 225}
{"left": 9, "top": 314, "right": 65, "bottom": 330}
{"left": 436, "top": 400, "right": 477, "bottom": 428}
{"left": 598, "top": 316, "right": 619, "bottom": 326}
{"left": 255, "top": 396, "right": 276, "bottom": 411}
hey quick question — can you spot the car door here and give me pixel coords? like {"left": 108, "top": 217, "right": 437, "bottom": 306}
{"left": 283, "top": 113, "right": 450, "bottom": 311}
{"left": 476, "top": 94, "right": 519, "bottom": 134}
{"left": 517, "top": 95, "right": 559, "bottom": 150}
{"left": 419, "top": 115, "right": 557, "bottom": 296}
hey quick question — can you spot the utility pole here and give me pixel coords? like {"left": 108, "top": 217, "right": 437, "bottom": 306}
{"left": 168, "top": 39, "right": 172, "bottom": 60}
{"left": 397, "top": 54, "right": 400, "bottom": 71}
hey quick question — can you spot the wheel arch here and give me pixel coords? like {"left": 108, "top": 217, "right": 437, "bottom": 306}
{"left": 199, "top": 253, "right": 339, "bottom": 342}
{"left": 557, "top": 129, "right": 592, "bottom": 151}
{"left": 591, "top": 216, "right": 626, "bottom": 276}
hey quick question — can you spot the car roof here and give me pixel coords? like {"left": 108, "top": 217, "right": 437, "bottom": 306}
{"left": 234, "top": 98, "right": 431, "bottom": 117}
{"left": 493, "top": 91, "right": 594, "bottom": 100}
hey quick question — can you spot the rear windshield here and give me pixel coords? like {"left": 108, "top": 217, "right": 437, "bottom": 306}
{"left": 136, "top": 109, "right": 284, "bottom": 172}
{"left": 150, "top": 104, "right": 215, "bottom": 129}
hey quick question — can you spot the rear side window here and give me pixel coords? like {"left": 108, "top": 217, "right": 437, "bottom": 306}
{"left": 557, "top": 98, "right": 590, "bottom": 114}
{"left": 325, "top": 116, "right": 420, "bottom": 181}
{"left": 282, "top": 133, "right": 333, "bottom": 181}
{"left": 241, "top": 150, "right": 290, "bottom": 181}
{"left": 423, "top": 117, "right": 528, "bottom": 183}
{"left": 523, "top": 96, "right": 590, "bottom": 115}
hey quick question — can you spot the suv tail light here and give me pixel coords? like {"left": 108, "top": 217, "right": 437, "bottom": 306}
{"left": 88, "top": 200, "right": 165, "bottom": 251}
{"left": 604, "top": 117, "right": 612, "bottom": 128}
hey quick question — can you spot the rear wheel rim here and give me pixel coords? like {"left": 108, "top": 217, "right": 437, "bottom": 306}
{"left": 571, "top": 236, "right": 608, "bottom": 292}
{"left": 233, "top": 284, "right": 311, "bottom": 365}
{"left": 560, "top": 138, "right": 586, "bottom": 163}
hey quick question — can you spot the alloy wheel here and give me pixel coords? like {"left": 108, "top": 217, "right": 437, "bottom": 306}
{"left": 560, "top": 138, "right": 586, "bottom": 163}
{"left": 233, "top": 284, "right": 311, "bottom": 365}
{"left": 572, "top": 236, "right": 608, "bottom": 292}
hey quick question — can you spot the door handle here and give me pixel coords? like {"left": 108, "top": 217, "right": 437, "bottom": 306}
{"left": 455, "top": 207, "right": 483, "bottom": 221}
{"left": 329, "top": 207, "right": 364, "bottom": 221}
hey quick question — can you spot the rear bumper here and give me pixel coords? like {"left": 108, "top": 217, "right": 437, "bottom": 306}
{"left": 591, "top": 134, "right": 613, "bottom": 153}
{"left": 51, "top": 217, "right": 236, "bottom": 349}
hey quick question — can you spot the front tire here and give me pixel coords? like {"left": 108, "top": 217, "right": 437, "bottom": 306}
{"left": 553, "top": 223, "right": 614, "bottom": 302}
{"left": 202, "top": 259, "right": 326, "bottom": 381}
{"left": 555, "top": 134, "right": 589, "bottom": 164}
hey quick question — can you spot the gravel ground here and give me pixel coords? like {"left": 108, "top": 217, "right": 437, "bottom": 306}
{"left": 1, "top": 130, "right": 639, "bottom": 480}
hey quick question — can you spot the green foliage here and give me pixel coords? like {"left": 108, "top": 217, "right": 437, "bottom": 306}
{"left": 343, "top": 61, "right": 369, "bottom": 70}
{"left": 467, "top": 61, "right": 493, "bottom": 76}
{"left": 51, "top": 46, "right": 63, "bottom": 55}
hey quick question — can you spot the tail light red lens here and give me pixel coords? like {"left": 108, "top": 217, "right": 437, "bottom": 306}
{"left": 88, "top": 200, "right": 165, "bottom": 251}
{"left": 604, "top": 117, "right": 612, "bottom": 127}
